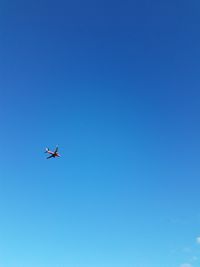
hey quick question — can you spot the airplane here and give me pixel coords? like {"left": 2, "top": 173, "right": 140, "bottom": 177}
{"left": 45, "top": 146, "right": 61, "bottom": 159}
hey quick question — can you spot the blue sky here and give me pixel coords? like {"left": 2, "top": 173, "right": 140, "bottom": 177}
{"left": 1, "top": 0, "right": 200, "bottom": 266}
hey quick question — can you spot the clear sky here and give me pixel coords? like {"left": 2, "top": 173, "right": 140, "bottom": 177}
{"left": 1, "top": 1, "right": 200, "bottom": 267}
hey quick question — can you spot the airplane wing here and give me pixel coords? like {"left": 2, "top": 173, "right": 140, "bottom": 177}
{"left": 54, "top": 146, "right": 58, "bottom": 153}
{"left": 47, "top": 155, "right": 54, "bottom": 159}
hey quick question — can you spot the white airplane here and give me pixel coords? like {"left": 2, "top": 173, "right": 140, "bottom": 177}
{"left": 45, "top": 146, "right": 60, "bottom": 159}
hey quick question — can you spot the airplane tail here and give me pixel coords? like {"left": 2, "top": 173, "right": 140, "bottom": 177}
{"left": 45, "top": 147, "right": 49, "bottom": 153}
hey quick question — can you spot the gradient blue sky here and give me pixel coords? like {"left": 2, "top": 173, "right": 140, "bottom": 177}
{"left": 1, "top": 1, "right": 200, "bottom": 267}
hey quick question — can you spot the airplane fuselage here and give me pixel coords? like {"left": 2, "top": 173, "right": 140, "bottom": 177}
{"left": 45, "top": 147, "right": 60, "bottom": 159}
{"left": 47, "top": 151, "right": 60, "bottom": 157}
